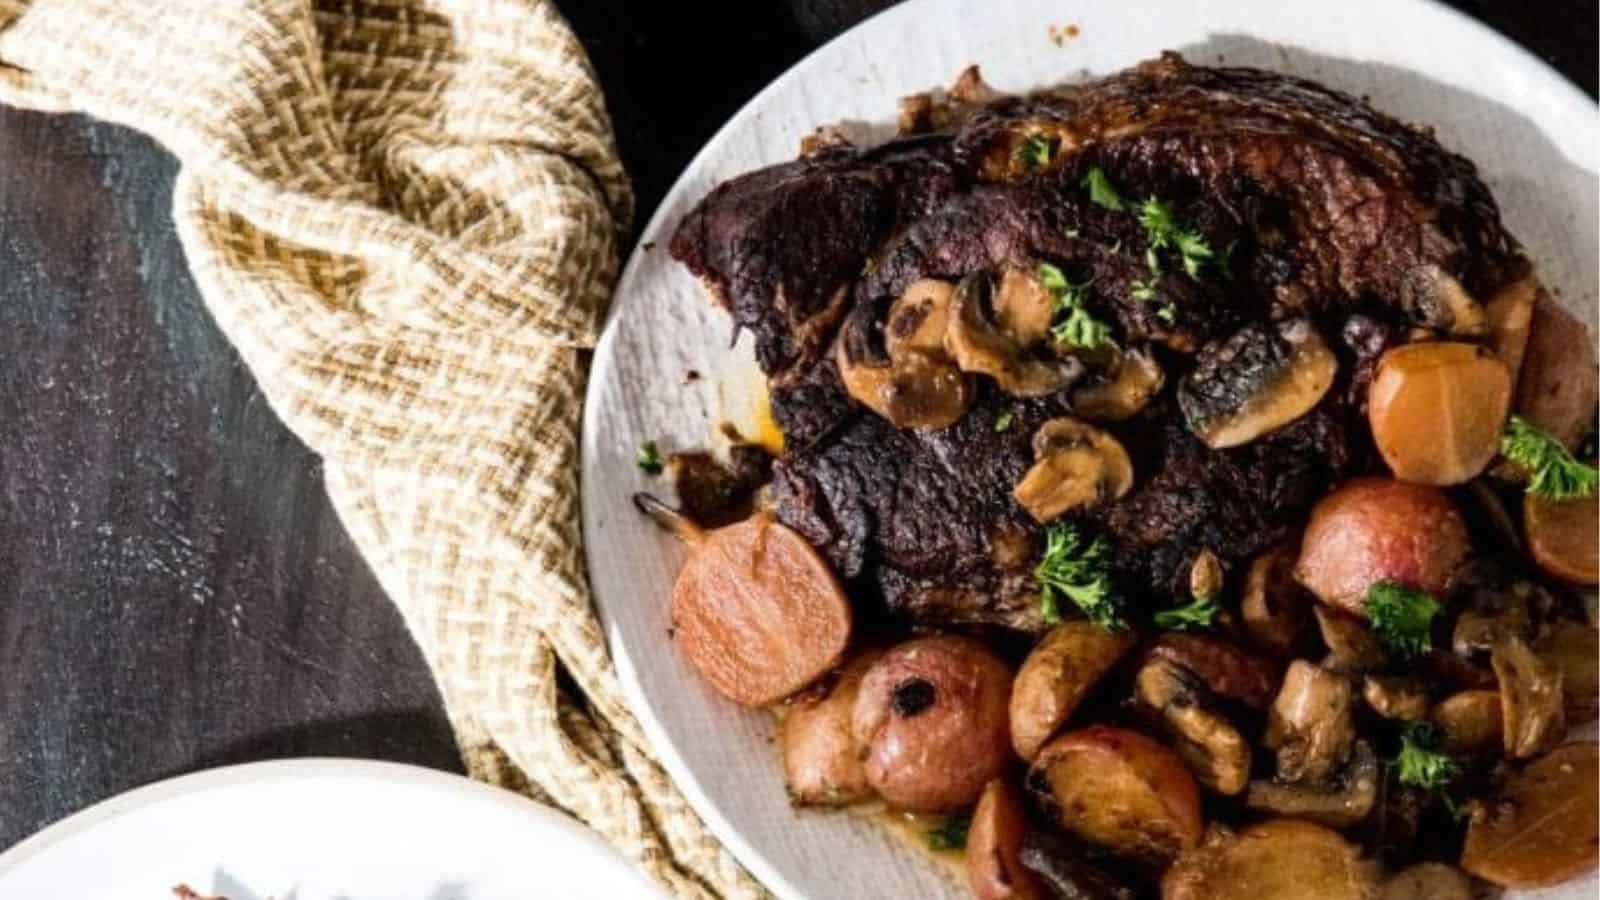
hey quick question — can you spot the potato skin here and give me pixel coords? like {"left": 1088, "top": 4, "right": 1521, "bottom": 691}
{"left": 1524, "top": 491, "right": 1600, "bottom": 586}
{"left": 1162, "top": 819, "right": 1378, "bottom": 900}
{"left": 780, "top": 648, "right": 884, "bottom": 806}
{"left": 1294, "top": 477, "right": 1470, "bottom": 616}
{"left": 1514, "top": 291, "right": 1598, "bottom": 450}
{"left": 851, "top": 635, "right": 1013, "bottom": 813}
{"left": 967, "top": 779, "right": 1047, "bottom": 900}
{"left": 1010, "top": 622, "right": 1139, "bottom": 761}
{"left": 1032, "top": 726, "right": 1203, "bottom": 864}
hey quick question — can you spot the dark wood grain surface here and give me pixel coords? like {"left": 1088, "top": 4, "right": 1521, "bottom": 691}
{"left": 0, "top": 0, "right": 1592, "bottom": 852}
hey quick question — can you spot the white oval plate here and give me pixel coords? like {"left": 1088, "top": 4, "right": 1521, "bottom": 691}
{"left": 0, "top": 759, "right": 662, "bottom": 900}
{"left": 581, "top": 2, "right": 1598, "bottom": 898}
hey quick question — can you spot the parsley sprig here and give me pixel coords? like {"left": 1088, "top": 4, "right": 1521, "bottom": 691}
{"left": 1365, "top": 581, "right": 1441, "bottom": 658}
{"left": 1501, "top": 415, "right": 1599, "bottom": 500}
{"left": 1016, "top": 134, "right": 1060, "bottom": 170}
{"left": 1038, "top": 263, "right": 1112, "bottom": 350}
{"left": 1136, "top": 198, "right": 1213, "bottom": 280}
{"left": 1395, "top": 722, "right": 1459, "bottom": 791}
{"left": 1153, "top": 595, "right": 1221, "bottom": 631}
{"left": 1035, "top": 523, "right": 1122, "bottom": 629}
{"left": 1082, "top": 167, "right": 1126, "bottom": 211}
{"left": 636, "top": 440, "right": 664, "bottom": 475}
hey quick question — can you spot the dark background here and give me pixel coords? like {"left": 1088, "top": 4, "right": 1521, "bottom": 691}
{"left": 0, "top": 0, "right": 1592, "bottom": 851}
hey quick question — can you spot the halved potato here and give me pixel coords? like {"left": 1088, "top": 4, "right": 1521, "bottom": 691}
{"left": 967, "top": 779, "right": 1047, "bottom": 900}
{"left": 1461, "top": 742, "right": 1599, "bottom": 888}
{"left": 1162, "top": 820, "right": 1378, "bottom": 900}
{"left": 1368, "top": 342, "right": 1510, "bottom": 485}
{"left": 1032, "top": 726, "right": 1203, "bottom": 864}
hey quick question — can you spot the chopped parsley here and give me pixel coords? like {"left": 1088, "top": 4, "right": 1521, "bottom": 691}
{"left": 1081, "top": 166, "right": 1126, "bottom": 211}
{"left": 1365, "top": 581, "right": 1441, "bottom": 658}
{"left": 1155, "top": 303, "right": 1177, "bottom": 324}
{"left": 994, "top": 410, "right": 1015, "bottom": 433}
{"left": 1153, "top": 595, "right": 1221, "bottom": 631}
{"left": 925, "top": 814, "right": 971, "bottom": 851}
{"left": 1038, "top": 263, "right": 1112, "bottom": 351}
{"left": 1016, "top": 134, "right": 1060, "bottom": 170}
{"left": 1137, "top": 197, "right": 1213, "bottom": 281}
{"left": 1035, "top": 523, "right": 1122, "bottom": 630}
{"left": 635, "top": 440, "right": 664, "bottom": 475}
{"left": 1501, "top": 415, "right": 1599, "bottom": 500}
{"left": 1395, "top": 722, "right": 1459, "bottom": 791}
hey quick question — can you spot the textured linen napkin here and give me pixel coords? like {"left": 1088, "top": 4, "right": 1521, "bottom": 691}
{"left": 0, "top": 1, "right": 763, "bottom": 896}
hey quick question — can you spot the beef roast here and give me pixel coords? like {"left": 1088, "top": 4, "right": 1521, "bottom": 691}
{"left": 669, "top": 53, "right": 1523, "bottom": 632}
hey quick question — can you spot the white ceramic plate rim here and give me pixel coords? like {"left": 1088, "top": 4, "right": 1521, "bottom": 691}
{"left": 583, "top": 2, "right": 1598, "bottom": 898}
{"left": 0, "top": 758, "right": 659, "bottom": 898}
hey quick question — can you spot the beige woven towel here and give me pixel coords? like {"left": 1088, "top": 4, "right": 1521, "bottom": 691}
{"left": 0, "top": 1, "right": 765, "bottom": 897}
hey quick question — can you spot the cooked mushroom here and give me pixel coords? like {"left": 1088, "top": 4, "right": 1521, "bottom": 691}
{"left": 1135, "top": 657, "right": 1252, "bottom": 795}
{"left": 1450, "top": 569, "right": 1546, "bottom": 659}
{"left": 947, "top": 272, "right": 1082, "bottom": 397}
{"left": 1162, "top": 820, "right": 1379, "bottom": 900}
{"left": 1264, "top": 660, "right": 1356, "bottom": 783}
{"left": 1243, "top": 740, "right": 1379, "bottom": 828}
{"left": 1178, "top": 318, "right": 1338, "bottom": 449}
{"left": 1361, "top": 675, "right": 1430, "bottom": 721}
{"left": 992, "top": 267, "right": 1056, "bottom": 346}
{"left": 1461, "top": 741, "right": 1600, "bottom": 888}
{"left": 1013, "top": 417, "right": 1134, "bottom": 524}
{"left": 1188, "top": 548, "right": 1224, "bottom": 603}
{"left": 834, "top": 284, "right": 974, "bottom": 430}
{"left": 1399, "top": 264, "right": 1488, "bottom": 337}
{"left": 1073, "top": 346, "right": 1165, "bottom": 421}
{"left": 1241, "top": 542, "right": 1314, "bottom": 658}
{"left": 1010, "top": 621, "right": 1139, "bottom": 761}
{"left": 1430, "top": 690, "right": 1504, "bottom": 756}
{"left": 1491, "top": 635, "right": 1566, "bottom": 759}
{"left": 1146, "top": 633, "right": 1278, "bottom": 711}
{"left": 1380, "top": 863, "right": 1475, "bottom": 900}
{"left": 1525, "top": 491, "right": 1600, "bottom": 586}
{"left": 1314, "top": 605, "right": 1390, "bottom": 675}
{"left": 1535, "top": 621, "right": 1600, "bottom": 724}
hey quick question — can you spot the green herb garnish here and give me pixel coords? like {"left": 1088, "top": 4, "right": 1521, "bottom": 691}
{"left": 1155, "top": 303, "right": 1177, "bottom": 324}
{"left": 925, "top": 815, "right": 971, "bottom": 851}
{"left": 1035, "top": 523, "right": 1122, "bottom": 629}
{"left": 1395, "top": 722, "right": 1459, "bottom": 791}
{"left": 1016, "top": 134, "right": 1059, "bottom": 170}
{"left": 1038, "top": 263, "right": 1112, "bottom": 351}
{"left": 1152, "top": 595, "right": 1221, "bottom": 631}
{"left": 636, "top": 440, "right": 664, "bottom": 475}
{"left": 994, "top": 411, "right": 1015, "bottom": 433}
{"left": 1136, "top": 197, "right": 1213, "bottom": 281}
{"left": 1501, "top": 415, "right": 1599, "bottom": 500}
{"left": 1365, "top": 581, "right": 1441, "bottom": 658}
{"left": 1081, "top": 166, "right": 1126, "bottom": 211}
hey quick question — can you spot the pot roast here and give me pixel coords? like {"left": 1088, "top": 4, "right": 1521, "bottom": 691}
{"left": 668, "top": 53, "right": 1525, "bottom": 633}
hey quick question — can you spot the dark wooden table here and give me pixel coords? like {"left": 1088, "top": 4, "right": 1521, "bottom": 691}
{"left": 0, "top": 0, "right": 1592, "bottom": 851}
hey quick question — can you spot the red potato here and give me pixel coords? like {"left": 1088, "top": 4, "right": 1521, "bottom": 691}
{"left": 1513, "top": 291, "right": 1599, "bottom": 450}
{"left": 1368, "top": 342, "right": 1511, "bottom": 485}
{"left": 1484, "top": 273, "right": 1538, "bottom": 393}
{"left": 638, "top": 496, "right": 852, "bottom": 706}
{"left": 780, "top": 648, "right": 884, "bottom": 806}
{"left": 1032, "top": 726, "right": 1203, "bottom": 864}
{"left": 1461, "top": 742, "right": 1600, "bottom": 888}
{"left": 851, "top": 635, "right": 1013, "bottom": 813}
{"left": 1295, "top": 477, "right": 1470, "bottom": 617}
{"left": 967, "top": 779, "right": 1047, "bottom": 900}
{"left": 1010, "top": 621, "right": 1139, "bottom": 761}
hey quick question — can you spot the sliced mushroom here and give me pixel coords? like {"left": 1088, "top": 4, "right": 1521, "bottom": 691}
{"left": 1017, "top": 831, "right": 1136, "bottom": 900}
{"left": 1072, "top": 346, "right": 1165, "bottom": 421}
{"left": 948, "top": 273, "right": 1082, "bottom": 397}
{"left": 1188, "top": 549, "right": 1224, "bottom": 603}
{"left": 1381, "top": 863, "right": 1475, "bottom": 900}
{"left": 834, "top": 285, "right": 974, "bottom": 430}
{"left": 1178, "top": 318, "right": 1338, "bottom": 449}
{"left": 1243, "top": 740, "right": 1379, "bottom": 828}
{"left": 1135, "top": 657, "right": 1251, "bottom": 795}
{"left": 1400, "top": 264, "right": 1488, "bottom": 336}
{"left": 1430, "top": 690, "right": 1504, "bottom": 756}
{"left": 1264, "top": 660, "right": 1356, "bottom": 784}
{"left": 1361, "top": 675, "right": 1430, "bottom": 721}
{"left": 1535, "top": 621, "right": 1600, "bottom": 725}
{"left": 1013, "top": 417, "right": 1133, "bottom": 524}
{"left": 1491, "top": 635, "right": 1566, "bottom": 759}
{"left": 1314, "top": 605, "right": 1390, "bottom": 675}
{"left": 1241, "top": 541, "right": 1314, "bottom": 658}
{"left": 992, "top": 267, "right": 1056, "bottom": 347}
